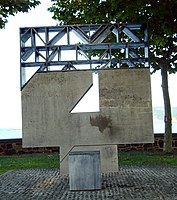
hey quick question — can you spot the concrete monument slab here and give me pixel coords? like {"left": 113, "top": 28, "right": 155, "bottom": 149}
{"left": 22, "top": 68, "right": 154, "bottom": 173}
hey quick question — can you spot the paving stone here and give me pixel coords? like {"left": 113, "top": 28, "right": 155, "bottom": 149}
{"left": 0, "top": 166, "right": 177, "bottom": 200}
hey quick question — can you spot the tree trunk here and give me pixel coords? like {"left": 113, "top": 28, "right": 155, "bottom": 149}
{"left": 161, "top": 65, "right": 173, "bottom": 153}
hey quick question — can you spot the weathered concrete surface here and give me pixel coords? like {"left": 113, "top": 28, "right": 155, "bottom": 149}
{"left": 22, "top": 68, "right": 154, "bottom": 173}
{"left": 69, "top": 151, "right": 101, "bottom": 190}
{"left": 61, "top": 145, "right": 118, "bottom": 174}
{"left": 22, "top": 70, "right": 93, "bottom": 149}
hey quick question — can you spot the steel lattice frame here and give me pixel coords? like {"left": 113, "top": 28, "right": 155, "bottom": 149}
{"left": 20, "top": 23, "right": 149, "bottom": 89}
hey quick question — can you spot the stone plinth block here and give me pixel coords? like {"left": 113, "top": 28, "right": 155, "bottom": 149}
{"left": 69, "top": 151, "right": 101, "bottom": 191}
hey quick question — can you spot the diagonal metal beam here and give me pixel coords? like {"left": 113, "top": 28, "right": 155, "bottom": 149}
{"left": 33, "top": 28, "right": 45, "bottom": 45}
{"left": 38, "top": 63, "right": 47, "bottom": 71}
{"left": 99, "top": 49, "right": 109, "bottom": 60}
{"left": 72, "top": 25, "right": 89, "bottom": 43}
{"left": 77, "top": 46, "right": 90, "bottom": 60}
{"left": 90, "top": 24, "right": 114, "bottom": 44}
{"left": 122, "top": 27, "right": 142, "bottom": 42}
{"left": 21, "top": 48, "right": 34, "bottom": 61}
{"left": 35, "top": 50, "right": 46, "bottom": 61}
{"left": 48, "top": 27, "right": 67, "bottom": 45}
{"left": 126, "top": 60, "right": 136, "bottom": 67}
{"left": 20, "top": 28, "right": 31, "bottom": 43}
{"left": 129, "top": 49, "right": 140, "bottom": 58}
{"left": 47, "top": 47, "right": 59, "bottom": 62}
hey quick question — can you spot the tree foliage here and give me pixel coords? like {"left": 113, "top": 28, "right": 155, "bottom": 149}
{"left": 49, "top": 0, "right": 177, "bottom": 152}
{"left": 49, "top": 0, "right": 177, "bottom": 72}
{"left": 0, "top": 0, "right": 40, "bottom": 28}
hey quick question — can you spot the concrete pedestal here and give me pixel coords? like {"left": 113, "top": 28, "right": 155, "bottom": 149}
{"left": 60, "top": 145, "right": 118, "bottom": 174}
{"left": 69, "top": 151, "right": 101, "bottom": 191}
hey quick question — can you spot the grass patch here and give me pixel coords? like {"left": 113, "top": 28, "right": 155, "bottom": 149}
{"left": 0, "top": 151, "right": 177, "bottom": 175}
{"left": 119, "top": 151, "right": 177, "bottom": 166}
{"left": 0, "top": 154, "right": 59, "bottom": 175}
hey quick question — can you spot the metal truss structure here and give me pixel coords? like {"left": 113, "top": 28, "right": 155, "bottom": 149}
{"left": 20, "top": 23, "right": 149, "bottom": 89}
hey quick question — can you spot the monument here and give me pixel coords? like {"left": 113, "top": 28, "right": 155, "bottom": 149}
{"left": 20, "top": 23, "right": 154, "bottom": 176}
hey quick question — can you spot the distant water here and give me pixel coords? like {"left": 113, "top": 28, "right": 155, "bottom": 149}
{"left": 0, "top": 128, "right": 22, "bottom": 139}
{"left": 153, "top": 121, "right": 177, "bottom": 134}
{"left": 0, "top": 122, "right": 177, "bottom": 139}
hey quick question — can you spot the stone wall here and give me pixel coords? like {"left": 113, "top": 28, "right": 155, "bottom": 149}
{"left": 118, "top": 134, "right": 177, "bottom": 152}
{"left": 0, "top": 139, "right": 59, "bottom": 156}
{"left": 0, "top": 134, "right": 177, "bottom": 156}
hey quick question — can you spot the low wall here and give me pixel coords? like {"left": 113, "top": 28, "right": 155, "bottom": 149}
{"left": 0, "top": 139, "right": 59, "bottom": 155}
{"left": 118, "top": 134, "right": 177, "bottom": 152}
{"left": 0, "top": 134, "right": 177, "bottom": 156}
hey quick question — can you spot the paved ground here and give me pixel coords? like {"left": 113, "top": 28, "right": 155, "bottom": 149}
{"left": 0, "top": 166, "right": 177, "bottom": 200}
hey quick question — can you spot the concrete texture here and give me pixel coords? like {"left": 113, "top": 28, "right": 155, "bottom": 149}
{"left": 61, "top": 145, "right": 118, "bottom": 174}
{"left": 0, "top": 166, "right": 177, "bottom": 200}
{"left": 69, "top": 151, "right": 101, "bottom": 190}
{"left": 22, "top": 68, "right": 154, "bottom": 173}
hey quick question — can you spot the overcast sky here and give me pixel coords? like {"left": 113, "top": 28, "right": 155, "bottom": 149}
{"left": 0, "top": 0, "right": 176, "bottom": 129}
